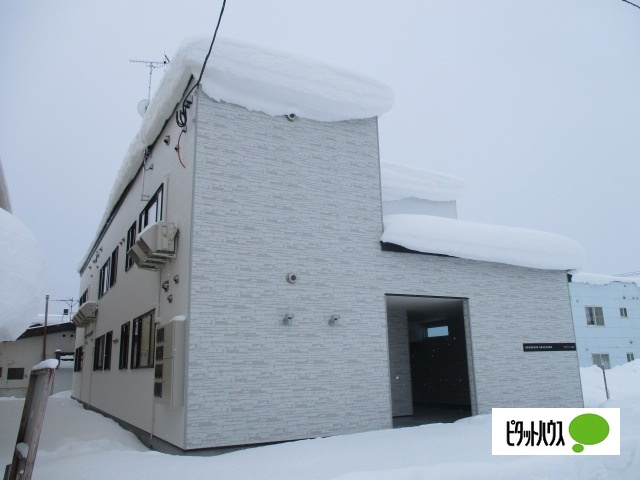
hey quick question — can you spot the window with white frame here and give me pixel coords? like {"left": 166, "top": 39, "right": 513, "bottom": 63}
{"left": 592, "top": 353, "right": 611, "bottom": 369}
{"left": 620, "top": 307, "right": 628, "bottom": 318}
{"left": 585, "top": 306, "right": 605, "bottom": 326}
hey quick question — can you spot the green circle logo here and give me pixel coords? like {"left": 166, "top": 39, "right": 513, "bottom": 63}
{"left": 569, "top": 413, "right": 610, "bottom": 453}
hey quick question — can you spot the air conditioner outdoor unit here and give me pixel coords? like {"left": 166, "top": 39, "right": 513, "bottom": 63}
{"left": 71, "top": 301, "right": 98, "bottom": 327}
{"left": 128, "top": 221, "right": 178, "bottom": 271}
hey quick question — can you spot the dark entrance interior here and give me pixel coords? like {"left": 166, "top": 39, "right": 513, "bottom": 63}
{"left": 386, "top": 295, "right": 473, "bottom": 427}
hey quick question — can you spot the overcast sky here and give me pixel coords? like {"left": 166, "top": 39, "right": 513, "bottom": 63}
{"left": 1, "top": 0, "right": 639, "bottom": 315}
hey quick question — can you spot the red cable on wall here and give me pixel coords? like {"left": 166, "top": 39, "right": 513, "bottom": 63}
{"left": 176, "top": 129, "right": 186, "bottom": 168}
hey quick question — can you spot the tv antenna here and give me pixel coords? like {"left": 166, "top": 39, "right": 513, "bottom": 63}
{"left": 130, "top": 56, "right": 170, "bottom": 115}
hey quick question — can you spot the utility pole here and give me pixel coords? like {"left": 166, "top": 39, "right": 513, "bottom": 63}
{"left": 42, "top": 295, "right": 49, "bottom": 361}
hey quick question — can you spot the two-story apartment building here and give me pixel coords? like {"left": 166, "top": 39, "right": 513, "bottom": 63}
{"left": 72, "top": 37, "right": 585, "bottom": 453}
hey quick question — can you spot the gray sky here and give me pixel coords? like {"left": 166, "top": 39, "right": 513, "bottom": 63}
{"left": 1, "top": 0, "right": 639, "bottom": 315}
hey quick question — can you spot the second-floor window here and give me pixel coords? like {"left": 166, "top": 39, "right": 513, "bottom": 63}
{"left": 98, "top": 258, "right": 111, "bottom": 299}
{"left": 139, "top": 186, "right": 163, "bottom": 233}
{"left": 98, "top": 247, "right": 118, "bottom": 298}
{"left": 585, "top": 306, "right": 604, "bottom": 326}
{"left": 125, "top": 222, "right": 136, "bottom": 271}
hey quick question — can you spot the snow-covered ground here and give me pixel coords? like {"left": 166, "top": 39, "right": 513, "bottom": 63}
{"left": 1, "top": 362, "right": 638, "bottom": 479}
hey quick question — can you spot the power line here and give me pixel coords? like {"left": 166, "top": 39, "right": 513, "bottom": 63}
{"left": 176, "top": 0, "right": 227, "bottom": 128}
{"left": 621, "top": 0, "right": 640, "bottom": 11}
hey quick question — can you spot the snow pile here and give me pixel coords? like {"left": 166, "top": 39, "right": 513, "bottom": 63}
{"left": 1, "top": 362, "right": 638, "bottom": 479}
{"left": 32, "top": 359, "right": 59, "bottom": 371}
{"left": 570, "top": 272, "right": 640, "bottom": 288}
{"left": 381, "top": 214, "right": 585, "bottom": 270}
{"left": 0, "top": 208, "right": 44, "bottom": 341}
{"left": 80, "top": 37, "right": 393, "bottom": 271}
{"left": 381, "top": 160, "right": 467, "bottom": 202}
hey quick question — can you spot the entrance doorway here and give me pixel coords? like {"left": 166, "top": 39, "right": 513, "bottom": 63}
{"left": 386, "top": 295, "right": 474, "bottom": 427}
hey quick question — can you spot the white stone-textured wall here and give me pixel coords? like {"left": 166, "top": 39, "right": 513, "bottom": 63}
{"left": 187, "top": 94, "right": 583, "bottom": 449}
{"left": 188, "top": 96, "right": 391, "bottom": 449}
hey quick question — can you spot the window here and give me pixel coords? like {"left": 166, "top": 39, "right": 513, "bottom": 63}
{"left": 421, "top": 325, "right": 449, "bottom": 339}
{"left": 628, "top": 353, "right": 635, "bottom": 362}
{"left": 139, "top": 186, "right": 163, "bottom": 233}
{"left": 0, "top": 367, "right": 2, "bottom": 378}
{"left": 79, "top": 288, "right": 88, "bottom": 306}
{"left": 592, "top": 353, "right": 611, "bottom": 369}
{"left": 74, "top": 346, "right": 84, "bottom": 372}
{"left": 620, "top": 307, "right": 628, "bottom": 318}
{"left": 93, "top": 331, "right": 113, "bottom": 371}
{"left": 119, "top": 322, "right": 130, "bottom": 369}
{"left": 104, "top": 331, "right": 113, "bottom": 370}
{"left": 585, "top": 306, "right": 604, "bottom": 326}
{"left": 94, "top": 335, "right": 105, "bottom": 371}
{"left": 7, "top": 368, "right": 25, "bottom": 380}
{"left": 98, "top": 248, "right": 118, "bottom": 298}
{"left": 98, "top": 258, "right": 111, "bottom": 299}
{"left": 131, "top": 310, "right": 155, "bottom": 369}
{"left": 109, "top": 248, "right": 118, "bottom": 288}
{"left": 125, "top": 222, "right": 137, "bottom": 271}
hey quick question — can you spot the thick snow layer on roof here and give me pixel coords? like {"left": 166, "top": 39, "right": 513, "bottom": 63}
{"left": 570, "top": 272, "right": 640, "bottom": 287}
{"left": 0, "top": 209, "right": 44, "bottom": 341}
{"left": 381, "top": 214, "right": 584, "bottom": 270}
{"left": 381, "top": 161, "right": 467, "bottom": 202}
{"left": 80, "top": 37, "right": 393, "bottom": 271}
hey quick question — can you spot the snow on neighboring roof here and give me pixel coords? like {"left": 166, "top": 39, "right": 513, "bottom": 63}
{"left": 381, "top": 161, "right": 467, "bottom": 202}
{"left": 80, "top": 37, "right": 393, "bottom": 271}
{"left": 381, "top": 214, "right": 584, "bottom": 270}
{"left": 570, "top": 272, "right": 640, "bottom": 287}
{"left": 0, "top": 208, "right": 44, "bottom": 341}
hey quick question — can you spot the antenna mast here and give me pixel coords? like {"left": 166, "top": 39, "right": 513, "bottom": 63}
{"left": 129, "top": 57, "right": 170, "bottom": 101}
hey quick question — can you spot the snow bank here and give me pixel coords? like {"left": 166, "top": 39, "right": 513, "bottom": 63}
{"left": 0, "top": 362, "right": 638, "bottom": 479}
{"left": 0, "top": 208, "right": 44, "bottom": 341}
{"left": 80, "top": 37, "right": 393, "bottom": 271}
{"left": 0, "top": 361, "right": 638, "bottom": 479}
{"left": 381, "top": 160, "right": 467, "bottom": 202}
{"left": 570, "top": 272, "right": 640, "bottom": 288}
{"left": 381, "top": 214, "right": 585, "bottom": 270}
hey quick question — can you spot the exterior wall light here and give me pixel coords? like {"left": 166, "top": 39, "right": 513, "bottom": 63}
{"left": 282, "top": 313, "right": 294, "bottom": 326}
{"left": 328, "top": 314, "right": 340, "bottom": 326}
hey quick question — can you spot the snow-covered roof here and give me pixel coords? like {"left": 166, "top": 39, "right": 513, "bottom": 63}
{"left": 569, "top": 272, "right": 640, "bottom": 287}
{"left": 381, "top": 161, "right": 467, "bottom": 202}
{"left": 381, "top": 214, "right": 584, "bottom": 270}
{"left": 80, "top": 37, "right": 393, "bottom": 271}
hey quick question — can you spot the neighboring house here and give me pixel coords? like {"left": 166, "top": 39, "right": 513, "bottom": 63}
{"left": 72, "top": 37, "right": 585, "bottom": 453}
{"left": 0, "top": 316, "right": 75, "bottom": 397}
{"left": 568, "top": 272, "right": 640, "bottom": 368}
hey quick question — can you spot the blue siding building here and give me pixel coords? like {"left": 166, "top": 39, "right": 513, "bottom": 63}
{"left": 569, "top": 273, "right": 640, "bottom": 368}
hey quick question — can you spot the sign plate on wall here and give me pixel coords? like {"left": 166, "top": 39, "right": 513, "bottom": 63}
{"left": 523, "top": 343, "right": 576, "bottom": 352}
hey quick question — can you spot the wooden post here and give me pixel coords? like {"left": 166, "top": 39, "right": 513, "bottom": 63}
{"left": 6, "top": 363, "right": 56, "bottom": 480}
